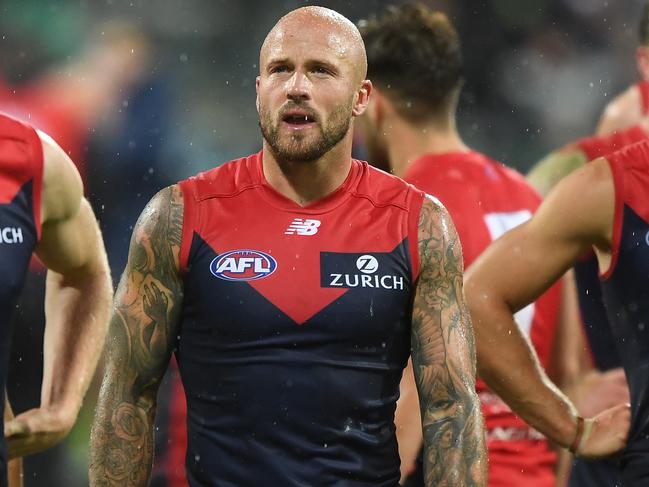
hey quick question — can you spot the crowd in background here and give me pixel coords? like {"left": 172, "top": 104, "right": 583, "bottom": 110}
{"left": 0, "top": 0, "right": 645, "bottom": 484}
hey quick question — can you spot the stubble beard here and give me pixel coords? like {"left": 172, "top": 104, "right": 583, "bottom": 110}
{"left": 259, "top": 103, "right": 353, "bottom": 163}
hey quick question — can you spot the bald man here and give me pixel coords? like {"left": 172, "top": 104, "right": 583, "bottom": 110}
{"left": 88, "top": 7, "right": 486, "bottom": 487}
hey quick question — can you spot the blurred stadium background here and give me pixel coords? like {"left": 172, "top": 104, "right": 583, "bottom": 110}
{"left": 0, "top": 0, "right": 644, "bottom": 484}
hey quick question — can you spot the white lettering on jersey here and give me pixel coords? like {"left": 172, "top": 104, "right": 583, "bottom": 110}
{"left": 483, "top": 210, "right": 534, "bottom": 336}
{"left": 285, "top": 219, "right": 321, "bottom": 236}
{"left": 0, "top": 227, "right": 23, "bottom": 244}
{"left": 216, "top": 257, "right": 271, "bottom": 274}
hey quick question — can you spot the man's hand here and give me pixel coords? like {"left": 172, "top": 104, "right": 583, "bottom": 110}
{"left": 577, "top": 403, "right": 631, "bottom": 459}
{"left": 569, "top": 368, "right": 630, "bottom": 417}
{"left": 5, "top": 406, "right": 75, "bottom": 458}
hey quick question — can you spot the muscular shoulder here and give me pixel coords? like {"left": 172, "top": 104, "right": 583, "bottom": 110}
{"left": 132, "top": 185, "right": 184, "bottom": 271}
{"left": 532, "top": 157, "right": 614, "bottom": 247}
{"left": 40, "top": 131, "right": 83, "bottom": 224}
{"left": 417, "top": 195, "right": 461, "bottom": 273}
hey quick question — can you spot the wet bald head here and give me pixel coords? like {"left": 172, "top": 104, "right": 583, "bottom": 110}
{"left": 260, "top": 6, "right": 368, "bottom": 83}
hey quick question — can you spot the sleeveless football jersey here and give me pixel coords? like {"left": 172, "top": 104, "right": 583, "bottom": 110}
{"left": 568, "top": 122, "right": 649, "bottom": 487}
{"left": 570, "top": 125, "right": 649, "bottom": 374}
{"left": 403, "top": 151, "right": 561, "bottom": 487}
{"left": 0, "top": 113, "right": 43, "bottom": 486}
{"left": 600, "top": 140, "right": 649, "bottom": 486}
{"left": 176, "top": 152, "right": 424, "bottom": 486}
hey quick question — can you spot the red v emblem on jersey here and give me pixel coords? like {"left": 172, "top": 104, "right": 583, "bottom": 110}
{"left": 248, "top": 271, "right": 347, "bottom": 325}
{"left": 205, "top": 241, "right": 349, "bottom": 325}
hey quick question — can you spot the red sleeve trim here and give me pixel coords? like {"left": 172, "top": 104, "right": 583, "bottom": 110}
{"left": 639, "top": 80, "right": 649, "bottom": 116}
{"left": 27, "top": 126, "right": 44, "bottom": 241}
{"left": 408, "top": 187, "right": 425, "bottom": 283}
{"left": 600, "top": 156, "right": 624, "bottom": 281}
{"left": 178, "top": 179, "right": 196, "bottom": 275}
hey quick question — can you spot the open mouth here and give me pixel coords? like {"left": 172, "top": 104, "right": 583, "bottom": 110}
{"left": 282, "top": 111, "right": 317, "bottom": 129}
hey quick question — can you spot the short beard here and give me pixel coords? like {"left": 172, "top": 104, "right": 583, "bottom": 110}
{"left": 259, "top": 103, "right": 352, "bottom": 163}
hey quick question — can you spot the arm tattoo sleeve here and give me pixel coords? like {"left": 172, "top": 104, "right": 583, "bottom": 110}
{"left": 89, "top": 185, "right": 184, "bottom": 486}
{"left": 412, "top": 196, "right": 487, "bottom": 487}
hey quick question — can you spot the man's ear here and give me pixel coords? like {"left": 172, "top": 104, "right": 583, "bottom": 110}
{"left": 364, "top": 85, "right": 385, "bottom": 127}
{"left": 637, "top": 46, "right": 649, "bottom": 81}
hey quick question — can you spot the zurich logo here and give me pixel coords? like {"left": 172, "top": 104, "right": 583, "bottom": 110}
{"left": 356, "top": 255, "right": 379, "bottom": 274}
{"left": 210, "top": 249, "right": 277, "bottom": 281}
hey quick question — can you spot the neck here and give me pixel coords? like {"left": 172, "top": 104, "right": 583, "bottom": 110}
{"left": 385, "top": 117, "right": 468, "bottom": 178}
{"left": 262, "top": 135, "right": 353, "bottom": 206}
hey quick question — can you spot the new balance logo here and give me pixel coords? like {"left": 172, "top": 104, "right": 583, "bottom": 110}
{"left": 285, "top": 218, "right": 321, "bottom": 236}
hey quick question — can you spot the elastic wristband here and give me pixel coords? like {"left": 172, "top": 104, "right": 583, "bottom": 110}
{"left": 569, "top": 416, "right": 584, "bottom": 454}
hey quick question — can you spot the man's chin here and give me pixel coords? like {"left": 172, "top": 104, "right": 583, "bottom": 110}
{"left": 271, "top": 142, "right": 326, "bottom": 163}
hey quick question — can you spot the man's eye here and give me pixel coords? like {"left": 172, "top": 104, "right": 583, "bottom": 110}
{"left": 313, "top": 67, "right": 331, "bottom": 75}
{"left": 271, "top": 65, "right": 289, "bottom": 74}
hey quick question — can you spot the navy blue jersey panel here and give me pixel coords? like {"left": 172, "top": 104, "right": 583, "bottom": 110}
{"left": 176, "top": 233, "right": 412, "bottom": 486}
{"left": 602, "top": 205, "right": 649, "bottom": 485}
{"left": 0, "top": 180, "right": 38, "bottom": 487}
{"left": 568, "top": 458, "right": 621, "bottom": 487}
{"left": 574, "top": 256, "right": 620, "bottom": 371}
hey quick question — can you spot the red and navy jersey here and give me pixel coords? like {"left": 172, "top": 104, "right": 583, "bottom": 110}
{"left": 600, "top": 140, "right": 649, "bottom": 485}
{"left": 566, "top": 121, "right": 649, "bottom": 487}
{"left": 571, "top": 126, "right": 649, "bottom": 376}
{"left": 0, "top": 113, "right": 43, "bottom": 486}
{"left": 404, "top": 151, "right": 561, "bottom": 487}
{"left": 176, "top": 152, "right": 424, "bottom": 486}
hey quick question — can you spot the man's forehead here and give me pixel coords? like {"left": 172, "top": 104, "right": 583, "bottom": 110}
{"left": 260, "top": 7, "right": 367, "bottom": 78}
{"left": 263, "top": 27, "right": 352, "bottom": 63}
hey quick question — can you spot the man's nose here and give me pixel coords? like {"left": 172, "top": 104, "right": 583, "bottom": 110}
{"left": 286, "top": 71, "right": 311, "bottom": 101}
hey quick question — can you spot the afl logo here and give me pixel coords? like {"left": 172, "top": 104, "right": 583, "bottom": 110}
{"left": 210, "top": 250, "right": 277, "bottom": 281}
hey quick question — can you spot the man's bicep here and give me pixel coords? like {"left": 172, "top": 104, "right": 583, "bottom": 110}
{"left": 35, "top": 198, "right": 104, "bottom": 274}
{"left": 470, "top": 162, "right": 610, "bottom": 315}
{"left": 411, "top": 196, "right": 475, "bottom": 394}
{"left": 108, "top": 185, "right": 184, "bottom": 394}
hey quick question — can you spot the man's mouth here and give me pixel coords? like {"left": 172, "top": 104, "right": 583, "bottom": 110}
{"left": 282, "top": 111, "right": 317, "bottom": 129}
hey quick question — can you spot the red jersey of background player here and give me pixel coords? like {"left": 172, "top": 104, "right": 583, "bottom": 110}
{"left": 405, "top": 151, "right": 561, "bottom": 487}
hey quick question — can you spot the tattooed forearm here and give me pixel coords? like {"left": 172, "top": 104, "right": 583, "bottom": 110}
{"left": 89, "top": 185, "right": 184, "bottom": 486}
{"left": 412, "top": 196, "right": 486, "bottom": 487}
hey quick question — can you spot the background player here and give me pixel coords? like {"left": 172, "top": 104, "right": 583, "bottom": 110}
{"left": 466, "top": 137, "right": 649, "bottom": 485}
{"left": 0, "top": 112, "right": 112, "bottom": 485}
{"left": 525, "top": 5, "right": 649, "bottom": 485}
{"left": 356, "top": 5, "right": 616, "bottom": 486}
{"left": 89, "top": 7, "right": 487, "bottom": 486}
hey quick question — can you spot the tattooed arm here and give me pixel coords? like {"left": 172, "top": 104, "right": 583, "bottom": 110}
{"left": 89, "top": 185, "right": 184, "bottom": 486}
{"left": 411, "top": 196, "right": 487, "bottom": 487}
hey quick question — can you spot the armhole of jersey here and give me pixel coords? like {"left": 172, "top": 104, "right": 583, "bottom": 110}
{"left": 27, "top": 126, "right": 44, "bottom": 241}
{"left": 408, "top": 188, "right": 425, "bottom": 284}
{"left": 600, "top": 155, "right": 624, "bottom": 281}
{"left": 178, "top": 180, "right": 196, "bottom": 276}
{"left": 639, "top": 80, "right": 649, "bottom": 116}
